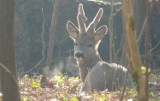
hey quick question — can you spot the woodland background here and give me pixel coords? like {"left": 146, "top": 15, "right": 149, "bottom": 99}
{"left": 14, "top": 0, "right": 160, "bottom": 76}
{"left": 0, "top": 0, "right": 160, "bottom": 100}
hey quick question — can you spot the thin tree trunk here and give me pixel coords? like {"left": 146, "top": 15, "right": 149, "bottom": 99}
{"left": 108, "top": 0, "right": 114, "bottom": 62}
{"left": 144, "top": 0, "right": 151, "bottom": 69}
{"left": 122, "top": 0, "right": 147, "bottom": 100}
{"left": 143, "top": 1, "right": 152, "bottom": 100}
{"left": 41, "top": 0, "right": 60, "bottom": 84}
{"left": 0, "top": 0, "right": 20, "bottom": 101}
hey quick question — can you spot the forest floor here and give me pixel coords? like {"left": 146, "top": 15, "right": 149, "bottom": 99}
{"left": 0, "top": 71, "right": 159, "bottom": 101}
{"left": 18, "top": 70, "right": 160, "bottom": 101}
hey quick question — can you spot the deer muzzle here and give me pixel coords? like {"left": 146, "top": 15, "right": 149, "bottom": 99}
{"left": 74, "top": 52, "right": 84, "bottom": 59}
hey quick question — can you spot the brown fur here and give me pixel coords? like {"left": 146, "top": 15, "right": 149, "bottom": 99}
{"left": 66, "top": 3, "right": 134, "bottom": 93}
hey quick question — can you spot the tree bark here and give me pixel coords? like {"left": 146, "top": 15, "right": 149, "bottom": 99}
{"left": 122, "top": 0, "right": 147, "bottom": 101}
{"left": 41, "top": 0, "right": 60, "bottom": 84}
{"left": 143, "top": 1, "right": 152, "bottom": 100}
{"left": 0, "top": 0, "right": 20, "bottom": 101}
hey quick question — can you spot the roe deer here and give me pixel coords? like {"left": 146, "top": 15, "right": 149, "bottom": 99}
{"left": 66, "top": 3, "right": 134, "bottom": 93}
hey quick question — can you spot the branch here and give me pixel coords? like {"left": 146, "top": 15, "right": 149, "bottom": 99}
{"left": 150, "top": 40, "right": 160, "bottom": 52}
{"left": 137, "top": 17, "right": 147, "bottom": 43}
{"left": 0, "top": 63, "right": 18, "bottom": 84}
{"left": 41, "top": 0, "right": 60, "bottom": 84}
{"left": 21, "top": 8, "right": 47, "bottom": 76}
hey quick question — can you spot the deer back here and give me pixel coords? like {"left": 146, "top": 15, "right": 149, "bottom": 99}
{"left": 81, "top": 62, "right": 134, "bottom": 93}
{"left": 66, "top": 3, "right": 134, "bottom": 93}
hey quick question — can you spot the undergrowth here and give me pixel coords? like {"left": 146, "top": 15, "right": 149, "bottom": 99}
{"left": 0, "top": 73, "right": 159, "bottom": 101}
{"left": 19, "top": 74, "right": 137, "bottom": 101}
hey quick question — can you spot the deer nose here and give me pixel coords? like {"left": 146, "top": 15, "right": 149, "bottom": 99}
{"left": 74, "top": 52, "right": 84, "bottom": 58}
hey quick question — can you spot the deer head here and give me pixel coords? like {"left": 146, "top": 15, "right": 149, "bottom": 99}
{"left": 66, "top": 3, "right": 108, "bottom": 64}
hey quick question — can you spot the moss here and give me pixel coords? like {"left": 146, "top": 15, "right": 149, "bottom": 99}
{"left": 129, "top": 16, "right": 135, "bottom": 31}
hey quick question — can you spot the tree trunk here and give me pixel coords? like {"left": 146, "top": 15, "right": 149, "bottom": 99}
{"left": 0, "top": 0, "right": 20, "bottom": 101}
{"left": 122, "top": 0, "right": 147, "bottom": 101}
{"left": 41, "top": 0, "right": 60, "bottom": 85}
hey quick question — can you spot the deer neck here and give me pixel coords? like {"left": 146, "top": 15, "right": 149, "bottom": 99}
{"left": 77, "top": 53, "right": 102, "bottom": 82}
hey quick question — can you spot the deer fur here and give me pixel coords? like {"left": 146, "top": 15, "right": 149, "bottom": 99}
{"left": 66, "top": 3, "right": 134, "bottom": 93}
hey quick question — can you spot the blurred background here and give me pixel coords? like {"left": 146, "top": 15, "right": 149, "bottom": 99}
{"left": 14, "top": 0, "right": 160, "bottom": 76}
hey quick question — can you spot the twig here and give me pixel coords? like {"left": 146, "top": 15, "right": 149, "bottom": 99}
{"left": 0, "top": 63, "right": 18, "bottom": 84}
{"left": 21, "top": 8, "right": 47, "bottom": 76}
{"left": 150, "top": 40, "right": 160, "bottom": 52}
{"left": 137, "top": 17, "right": 147, "bottom": 43}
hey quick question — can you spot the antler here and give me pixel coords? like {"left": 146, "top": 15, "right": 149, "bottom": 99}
{"left": 87, "top": 8, "right": 103, "bottom": 33}
{"left": 77, "top": 3, "right": 87, "bottom": 33}
{"left": 75, "top": 3, "right": 104, "bottom": 34}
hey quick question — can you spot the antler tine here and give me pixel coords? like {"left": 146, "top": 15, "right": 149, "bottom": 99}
{"left": 87, "top": 8, "right": 103, "bottom": 31}
{"left": 77, "top": 3, "right": 87, "bottom": 33}
{"left": 92, "top": 8, "right": 103, "bottom": 28}
{"left": 78, "top": 3, "right": 87, "bottom": 21}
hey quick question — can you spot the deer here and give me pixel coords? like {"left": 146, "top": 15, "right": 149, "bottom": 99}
{"left": 66, "top": 3, "right": 134, "bottom": 93}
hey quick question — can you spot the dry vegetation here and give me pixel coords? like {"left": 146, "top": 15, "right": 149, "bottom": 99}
{"left": 19, "top": 74, "right": 135, "bottom": 101}
{"left": 0, "top": 72, "right": 159, "bottom": 101}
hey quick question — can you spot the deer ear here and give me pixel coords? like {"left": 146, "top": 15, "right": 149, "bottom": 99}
{"left": 66, "top": 21, "right": 79, "bottom": 40}
{"left": 95, "top": 25, "right": 108, "bottom": 42}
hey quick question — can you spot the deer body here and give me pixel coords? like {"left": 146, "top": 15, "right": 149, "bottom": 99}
{"left": 66, "top": 4, "right": 134, "bottom": 93}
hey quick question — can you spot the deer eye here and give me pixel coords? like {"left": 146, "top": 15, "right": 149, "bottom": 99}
{"left": 86, "top": 43, "right": 92, "bottom": 47}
